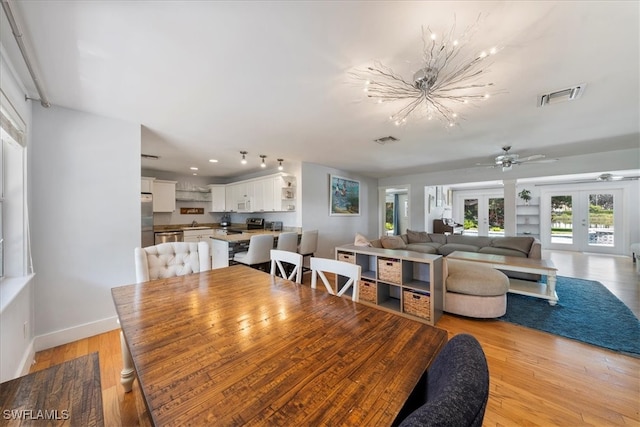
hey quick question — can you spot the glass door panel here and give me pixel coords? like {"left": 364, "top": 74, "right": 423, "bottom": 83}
{"left": 463, "top": 198, "right": 478, "bottom": 236}
{"left": 488, "top": 197, "right": 505, "bottom": 237}
{"left": 459, "top": 194, "right": 504, "bottom": 236}
{"left": 543, "top": 189, "right": 621, "bottom": 253}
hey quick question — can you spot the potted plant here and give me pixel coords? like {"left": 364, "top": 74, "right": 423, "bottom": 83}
{"left": 518, "top": 189, "right": 532, "bottom": 205}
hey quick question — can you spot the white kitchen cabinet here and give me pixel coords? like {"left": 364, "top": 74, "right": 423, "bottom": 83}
{"left": 208, "top": 185, "right": 226, "bottom": 212}
{"left": 141, "top": 176, "right": 154, "bottom": 193}
{"left": 152, "top": 180, "right": 176, "bottom": 212}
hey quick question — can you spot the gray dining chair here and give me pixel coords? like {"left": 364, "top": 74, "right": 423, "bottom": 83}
{"left": 395, "top": 333, "right": 489, "bottom": 427}
{"left": 233, "top": 234, "right": 274, "bottom": 270}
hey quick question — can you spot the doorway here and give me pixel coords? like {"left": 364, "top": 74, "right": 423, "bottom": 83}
{"left": 541, "top": 188, "right": 623, "bottom": 254}
{"left": 380, "top": 186, "right": 409, "bottom": 237}
{"left": 455, "top": 190, "right": 505, "bottom": 236}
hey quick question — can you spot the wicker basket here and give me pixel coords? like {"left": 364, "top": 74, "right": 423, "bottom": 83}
{"left": 337, "top": 251, "right": 355, "bottom": 264}
{"left": 378, "top": 257, "right": 401, "bottom": 284}
{"left": 403, "top": 289, "right": 431, "bottom": 320}
{"left": 359, "top": 279, "right": 376, "bottom": 303}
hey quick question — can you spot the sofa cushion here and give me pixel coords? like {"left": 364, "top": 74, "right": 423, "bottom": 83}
{"left": 446, "top": 234, "right": 493, "bottom": 247}
{"left": 428, "top": 233, "right": 447, "bottom": 245}
{"left": 406, "top": 229, "right": 431, "bottom": 243}
{"left": 490, "top": 236, "right": 534, "bottom": 255}
{"left": 405, "top": 243, "right": 438, "bottom": 254}
{"left": 438, "top": 243, "right": 480, "bottom": 257}
{"left": 380, "top": 235, "right": 407, "bottom": 249}
{"left": 478, "top": 246, "right": 527, "bottom": 258}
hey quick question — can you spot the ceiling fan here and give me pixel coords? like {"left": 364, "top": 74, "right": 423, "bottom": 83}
{"left": 477, "top": 146, "right": 557, "bottom": 172}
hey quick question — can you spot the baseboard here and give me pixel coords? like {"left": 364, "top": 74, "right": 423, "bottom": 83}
{"left": 33, "top": 316, "right": 120, "bottom": 352}
{"left": 17, "top": 339, "right": 35, "bottom": 377}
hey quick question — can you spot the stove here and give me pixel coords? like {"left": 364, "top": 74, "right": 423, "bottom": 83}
{"left": 246, "top": 218, "right": 264, "bottom": 230}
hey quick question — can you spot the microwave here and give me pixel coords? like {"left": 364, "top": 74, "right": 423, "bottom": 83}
{"left": 237, "top": 199, "right": 252, "bottom": 212}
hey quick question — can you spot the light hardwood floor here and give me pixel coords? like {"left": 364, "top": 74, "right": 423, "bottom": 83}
{"left": 29, "top": 250, "right": 639, "bottom": 426}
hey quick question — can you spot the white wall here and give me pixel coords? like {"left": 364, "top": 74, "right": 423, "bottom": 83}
{"left": 300, "top": 162, "right": 377, "bottom": 258}
{"left": 30, "top": 105, "right": 140, "bottom": 348}
{"left": 0, "top": 47, "right": 36, "bottom": 381}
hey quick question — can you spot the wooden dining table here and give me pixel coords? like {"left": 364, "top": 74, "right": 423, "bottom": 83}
{"left": 111, "top": 265, "right": 447, "bottom": 426}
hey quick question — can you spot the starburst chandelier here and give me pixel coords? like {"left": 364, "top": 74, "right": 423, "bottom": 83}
{"left": 352, "top": 16, "right": 500, "bottom": 127}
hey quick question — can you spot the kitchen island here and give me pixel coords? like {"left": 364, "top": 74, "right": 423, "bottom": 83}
{"left": 210, "top": 229, "right": 300, "bottom": 269}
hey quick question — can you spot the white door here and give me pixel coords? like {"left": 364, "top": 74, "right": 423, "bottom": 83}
{"left": 455, "top": 191, "right": 505, "bottom": 237}
{"left": 541, "top": 188, "right": 623, "bottom": 254}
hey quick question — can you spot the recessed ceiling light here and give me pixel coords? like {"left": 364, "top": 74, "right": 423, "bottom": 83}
{"left": 209, "top": 159, "right": 218, "bottom": 163}
{"left": 190, "top": 167, "right": 198, "bottom": 171}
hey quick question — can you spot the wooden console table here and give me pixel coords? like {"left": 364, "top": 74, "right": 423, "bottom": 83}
{"left": 0, "top": 353, "right": 104, "bottom": 426}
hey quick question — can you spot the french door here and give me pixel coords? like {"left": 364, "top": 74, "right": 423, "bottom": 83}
{"left": 455, "top": 191, "right": 505, "bottom": 237}
{"left": 541, "top": 189, "right": 623, "bottom": 254}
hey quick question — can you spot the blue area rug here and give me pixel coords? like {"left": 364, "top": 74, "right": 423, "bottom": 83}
{"left": 498, "top": 276, "right": 640, "bottom": 357}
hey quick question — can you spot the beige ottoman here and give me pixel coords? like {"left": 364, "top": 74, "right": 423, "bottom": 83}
{"left": 444, "top": 259, "right": 510, "bottom": 318}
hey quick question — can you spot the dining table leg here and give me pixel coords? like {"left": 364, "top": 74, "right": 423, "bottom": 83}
{"left": 120, "top": 330, "right": 136, "bottom": 392}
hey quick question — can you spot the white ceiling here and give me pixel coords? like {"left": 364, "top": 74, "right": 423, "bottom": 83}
{"left": 2, "top": 1, "right": 639, "bottom": 179}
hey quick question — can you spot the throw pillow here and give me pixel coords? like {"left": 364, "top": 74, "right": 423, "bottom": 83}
{"left": 354, "top": 232, "right": 372, "bottom": 247}
{"left": 380, "top": 235, "right": 407, "bottom": 249}
{"left": 406, "top": 229, "right": 430, "bottom": 243}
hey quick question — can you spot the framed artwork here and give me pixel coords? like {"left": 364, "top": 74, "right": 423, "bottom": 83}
{"left": 330, "top": 175, "right": 360, "bottom": 216}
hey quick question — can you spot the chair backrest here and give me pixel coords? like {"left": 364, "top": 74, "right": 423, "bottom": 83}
{"left": 298, "top": 229, "right": 318, "bottom": 256}
{"left": 310, "top": 257, "right": 361, "bottom": 302}
{"left": 397, "top": 334, "right": 489, "bottom": 427}
{"left": 270, "top": 249, "right": 303, "bottom": 284}
{"left": 134, "top": 241, "right": 211, "bottom": 283}
{"left": 276, "top": 231, "right": 299, "bottom": 253}
{"left": 242, "top": 234, "right": 275, "bottom": 265}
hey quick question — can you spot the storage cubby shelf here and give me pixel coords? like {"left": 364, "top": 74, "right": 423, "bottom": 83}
{"left": 335, "top": 245, "right": 443, "bottom": 325}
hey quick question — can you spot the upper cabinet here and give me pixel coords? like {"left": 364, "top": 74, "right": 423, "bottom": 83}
{"left": 152, "top": 180, "right": 177, "bottom": 212}
{"left": 141, "top": 176, "right": 154, "bottom": 193}
{"left": 209, "top": 185, "right": 226, "bottom": 212}
{"left": 217, "top": 173, "right": 296, "bottom": 212}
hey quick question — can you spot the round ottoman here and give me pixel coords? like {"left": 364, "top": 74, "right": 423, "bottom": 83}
{"left": 445, "top": 259, "right": 510, "bottom": 318}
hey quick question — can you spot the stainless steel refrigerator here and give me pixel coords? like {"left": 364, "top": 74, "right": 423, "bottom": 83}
{"left": 141, "top": 193, "right": 154, "bottom": 247}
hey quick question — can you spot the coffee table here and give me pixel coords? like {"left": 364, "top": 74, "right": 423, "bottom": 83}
{"left": 447, "top": 251, "right": 559, "bottom": 306}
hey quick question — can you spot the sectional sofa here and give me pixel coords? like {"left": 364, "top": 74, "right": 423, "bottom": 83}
{"left": 366, "top": 230, "right": 541, "bottom": 281}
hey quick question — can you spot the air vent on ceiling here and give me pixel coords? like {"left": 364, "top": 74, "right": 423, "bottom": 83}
{"left": 141, "top": 153, "right": 160, "bottom": 160}
{"left": 537, "top": 83, "right": 586, "bottom": 107}
{"left": 374, "top": 136, "right": 399, "bottom": 145}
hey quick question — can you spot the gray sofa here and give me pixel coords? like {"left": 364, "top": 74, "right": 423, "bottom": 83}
{"left": 369, "top": 230, "right": 541, "bottom": 280}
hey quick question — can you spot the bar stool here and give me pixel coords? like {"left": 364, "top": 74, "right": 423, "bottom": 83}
{"left": 298, "top": 229, "right": 318, "bottom": 273}
{"left": 277, "top": 231, "right": 299, "bottom": 253}
{"left": 233, "top": 234, "right": 274, "bottom": 271}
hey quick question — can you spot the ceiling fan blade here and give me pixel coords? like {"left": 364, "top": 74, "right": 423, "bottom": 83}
{"left": 519, "top": 154, "right": 546, "bottom": 162}
{"left": 522, "top": 158, "right": 559, "bottom": 164}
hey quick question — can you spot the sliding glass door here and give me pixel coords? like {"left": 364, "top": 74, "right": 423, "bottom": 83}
{"left": 541, "top": 189, "right": 622, "bottom": 253}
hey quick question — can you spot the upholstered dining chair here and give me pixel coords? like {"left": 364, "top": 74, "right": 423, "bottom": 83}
{"left": 120, "top": 241, "right": 211, "bottom": 392}
{"left": 297, "top": 229, "right": 318, "bottom": 272}
{"left": 276, "top": 231, "right": 299, "bottom": 253}
{"left": 395, "top": 333, "right": 489, "bottom": 427}
{"left": 270, "top": 249, "right": 303, "bottom": 284}
{"left": 233, "top": 234, "right": 274, "bottom": 270}
{"left": 134, "top": 241, "right": 211, "bottom": 282}
{"left": 310, "top": 257, "right": 361, "bottom": 302}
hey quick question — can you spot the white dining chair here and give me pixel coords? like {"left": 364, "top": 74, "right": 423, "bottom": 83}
{"left": 120, "top": 241, "right": 211, "bottom": 392}
{"left": 233, "top": 234, "right": 274, "bottom": 270}
{"left": 298, "top": 229, "right": 318, "bottom": 272}
{"left": 276, "top": 231, "right": 299, "bottom": 253}
{"left": 134, "top": 241, "right": 211, "bottom": 282}
{"left": 310, "top": 257, "right": 361, "bottom": 302}
{"left": 270, "top": 249, "right": 303, "bottom": 284}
